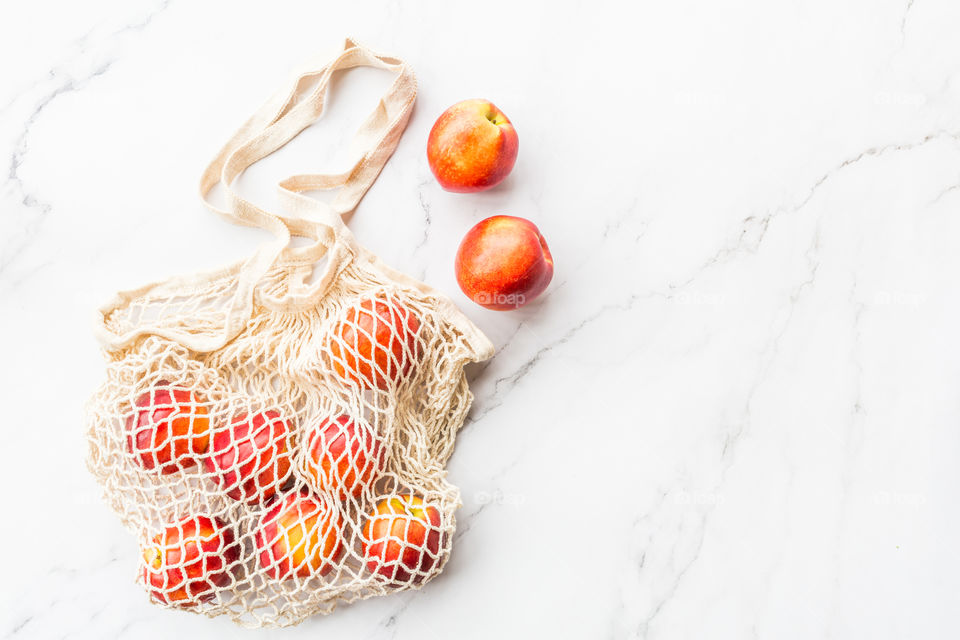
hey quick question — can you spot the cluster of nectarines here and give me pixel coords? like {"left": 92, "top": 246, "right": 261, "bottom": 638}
{"left": 427, "top": 99, "right": 554, "bottom": 311}
{"left": 127, "top": 295, "right": 445, "bottom": 607}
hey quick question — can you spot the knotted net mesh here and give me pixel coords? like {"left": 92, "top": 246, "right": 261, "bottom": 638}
{"left": 87, "top": 257, "right": 489, "bottom": 627}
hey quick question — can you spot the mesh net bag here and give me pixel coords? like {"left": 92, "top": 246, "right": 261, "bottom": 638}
{"left": 84, "top": 39, "right": 494, "bottom": 628}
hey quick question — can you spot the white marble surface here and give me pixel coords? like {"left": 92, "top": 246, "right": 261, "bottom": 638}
{"left": 3, "top": 0, "right": 960, "bottom": 637}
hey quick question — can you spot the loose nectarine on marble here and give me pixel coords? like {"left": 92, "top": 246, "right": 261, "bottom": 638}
{"left": 255, "top": 491, "right": 343, "bottom": 580}
{"left": 455, "top": 215, "right": 554, "bottom": 310}
{"left": 126, "top": 385, "right": 210, "bottom": 474}
{"left": 202, "top": 410, "right": 293, "bottom": 504}
{"left": 328, "top": 296, "right": 421, "bottom": 391}
{"left": 363, "top": 495, "right": 442, "bottom": 584}
{"left": 427, "top": 99, "right": 519, "bottom": 192}
{"left": 305, "top": 414, "right": 384, "bottom": 501}
{"left": 140, "top": 515, "right": 238, "bottom": 607}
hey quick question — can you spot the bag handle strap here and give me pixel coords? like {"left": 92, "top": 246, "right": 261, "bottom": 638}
{"left": 197, "top": 38, "right": 416, "bottom": 309}
{"left": 95, "top": 39, "right": 415, "bottom": 352}
{"left": 198, "top": 37, "right": 416, "bottom": 289}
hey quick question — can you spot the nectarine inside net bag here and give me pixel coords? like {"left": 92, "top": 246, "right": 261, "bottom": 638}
{"left": 84, "top": 39, "right": 493, "bottom": 627}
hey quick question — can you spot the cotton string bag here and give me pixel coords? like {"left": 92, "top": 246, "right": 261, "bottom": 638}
{"left": 85, "top": 38, "right": 494, "bottom": 628}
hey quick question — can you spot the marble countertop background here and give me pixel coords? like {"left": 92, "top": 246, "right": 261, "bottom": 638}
{"left": 3, "top": 1, "right": 960, "bottom": 638}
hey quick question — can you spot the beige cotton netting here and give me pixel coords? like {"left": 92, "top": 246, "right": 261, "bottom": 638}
{"left": 84, "top": 38, "right": 494, "bottom": 628}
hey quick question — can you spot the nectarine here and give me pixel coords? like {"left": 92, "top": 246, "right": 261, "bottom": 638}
{"left": 427, "top": 99, "right": 518, "bottom": 192}
{"left": 255, "top": 491, "right": 343, "bottom": 580}
{"left": 140, "top": 515, "right": 237, "bottom": 607}
{"left": 455, "top": 215, "right": 554, "bottom": 310}
{"left": 328, "top": 296, "right": 421, "bottom": 391}
{"left": 126, "top": 385, "right": 210, "bottom": 474}
{"left": 202, "top": 410, "right": 293, "bottom": 504}
{"left": 305, "top": 414, "right": 384, "bottom": 501}
{"left": 363, "top": 495, "right": 442, "bottom": 584}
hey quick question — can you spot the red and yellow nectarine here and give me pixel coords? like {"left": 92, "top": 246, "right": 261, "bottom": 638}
{"left": 202, "top": 410, "right": 293, "bottom": 504}
{"left": 328, "top": 297, "right": 421, "bottom": 391}
{"left": 455, "top": 215, "right": 554, "bottom": 310}
{"left": 363, "top": 495, "right": 442, "bottom": 584}
{"left": 427, "top": 99, "right": 518, "bottom": 192}
{"left": 140, "top": 515, "right": 237, "bottom": 607}
{"left": 255, "top": 492, "right": 343, "bottom": 580}
{"left": 126, "top": 386, "right": 210, "bottom": 474}
{"left": 305, "top": 415, "right": 384, "bottom": 500}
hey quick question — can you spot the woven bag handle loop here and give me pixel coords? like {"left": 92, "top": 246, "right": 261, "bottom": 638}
{"left": 95, "top": 39, "right": 415, "bottom": 351}
{"left": 199, "top": 37, "right": 416, "bottom": 262}
{"left": 197, "top": 36, "right": 417, "bottom": 311}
